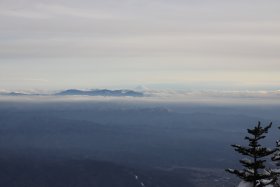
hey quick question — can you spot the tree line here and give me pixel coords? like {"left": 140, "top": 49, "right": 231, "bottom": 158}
{"left": 226, "top": 122, "right": 280, "bottom": 187}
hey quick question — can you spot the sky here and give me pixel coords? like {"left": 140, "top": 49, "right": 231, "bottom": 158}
{"left": 0, "top": 0, "right": 280, "bottom": 91}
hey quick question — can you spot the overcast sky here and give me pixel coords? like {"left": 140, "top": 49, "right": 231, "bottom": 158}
{"left": 1, "top": 0, "right": 280, "bottom": 91}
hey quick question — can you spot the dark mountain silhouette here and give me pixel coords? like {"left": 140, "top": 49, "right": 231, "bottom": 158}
{"left": 0, "top": 101, "right": 276, "bottom": 186}
{"left": 1, "top": 92, "right": 29, "bottom": 96}
{"left": 0, "top": 89, "right": 144, "bottom": 97}
{"left": 0, "top": 157, "right": 194, "bottom": 187}
{"left": 56, "top": 89, "right": 144, "bottom": 97}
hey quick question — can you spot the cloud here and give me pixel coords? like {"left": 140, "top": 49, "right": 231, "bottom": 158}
{"left": 0, "top": 0, "right": 280, "bottom": 90}
{"left": 1, "top": 34, "right": 280, "bottom": 63}
{"left": 0, "top": 9, "right": 50, "bottom": 19}
{"left": 0, "top": 1, "right": 121, "bottom": 20}
{"left": 22, "top": 78, "right": 49, "bottom": 82}
{"left": 1, "top": 89, "right": 280, "bottom": 106}
{"left": 40, "top": 4, "right": 118, "bottom": 19}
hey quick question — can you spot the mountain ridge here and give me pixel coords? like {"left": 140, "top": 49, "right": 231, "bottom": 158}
{"left": 56, "top": 89, "right": 144, "bottom": 97}
{"left": 0, "top": 89, "right": 144, "bottom": 97}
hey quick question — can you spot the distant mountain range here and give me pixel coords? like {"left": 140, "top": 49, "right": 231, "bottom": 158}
{"left": 56, "top": 89, "right": 144, "bottom": 97}
{"left": 0, "top": 89, "right": 144, "bottom": 97}
{"left": 2, "top": 89, "right": 280, "bottom": 100}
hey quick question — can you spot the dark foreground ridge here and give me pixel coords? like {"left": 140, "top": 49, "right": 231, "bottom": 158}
{"left": 0, "top": 157, "right": 194, "bottom": 187}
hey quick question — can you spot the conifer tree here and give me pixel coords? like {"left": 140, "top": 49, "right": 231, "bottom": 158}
{"left": 272, "top": 127, "right": 280, "bottom": 165}
{"left": 226, "top": 121, "right": 278, "bottom": 187}
{"left": 271, "top": 127, "right": 280, "bottom": 186}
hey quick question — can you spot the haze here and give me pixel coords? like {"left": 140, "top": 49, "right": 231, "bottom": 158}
{"left": 1, "top": 0, "right": 280, "bottom": 91}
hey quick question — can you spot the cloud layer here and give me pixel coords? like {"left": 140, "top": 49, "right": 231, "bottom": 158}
{"left": 1, "top": 0, "right": 280, "bottom": 90}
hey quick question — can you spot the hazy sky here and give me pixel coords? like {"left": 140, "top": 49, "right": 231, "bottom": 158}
{"left": 1, "top": 0, "right": 280, "bottom": 91}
